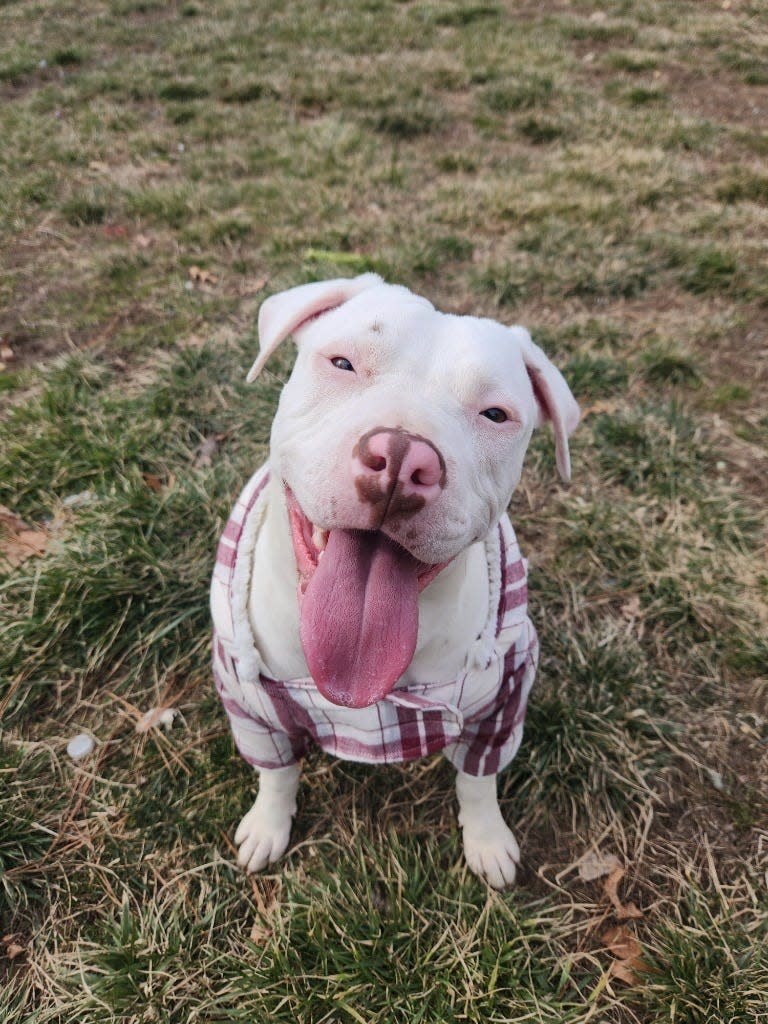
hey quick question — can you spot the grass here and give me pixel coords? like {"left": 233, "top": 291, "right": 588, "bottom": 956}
{"left": 1, "top": 1, "right": 767, "bottom": 1021}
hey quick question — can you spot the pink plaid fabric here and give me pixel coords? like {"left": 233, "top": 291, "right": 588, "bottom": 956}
{"left": 211, "top": 465, "right": 538, "bottom": 777}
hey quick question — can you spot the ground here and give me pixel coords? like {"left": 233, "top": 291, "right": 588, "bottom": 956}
{"left": 1, "top": 1, "right": 767, "bottom": 1021}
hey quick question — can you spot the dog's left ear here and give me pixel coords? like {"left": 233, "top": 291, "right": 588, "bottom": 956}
{"left": 511, "top": 327, "right": 580, "bottom": 483}
{"left": 246, "top": 273, "right": 383, "bottom": 382}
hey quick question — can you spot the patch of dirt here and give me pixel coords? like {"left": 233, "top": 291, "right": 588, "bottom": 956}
{"left": 628, "top": 294, "right": 767, "bottom": 494}
{"left": 0, "top": 63, "right": 67, "bottom": 103}
{"left": 700, "top": 303, "right": 767, "bottom": 390}
{"left": 0, "top": 228, "right": 78, "bottom": 368}
{"left": 0, "top": 217, "right": 172, "bottom": 373}
{"left": 570, "top": 35, "right": 768, "bottom": 132}
{"left": 652, "top": 791, "right": 762, "bottom": 884}
{"left": 664, "top": 65, "right": 768, "bottom": 132}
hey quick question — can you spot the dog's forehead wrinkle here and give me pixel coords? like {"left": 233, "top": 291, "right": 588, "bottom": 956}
{"left": 306, "top": 305, "right": 428, "bottom": 366}
{"left": 332, "top": 285, "right": 433, "bottom": 328}
{"left": 307, "top": 302, "right": 524, "bottom": 387}
{"left": 423, "top": 328, "right": 531, "bottom": 410}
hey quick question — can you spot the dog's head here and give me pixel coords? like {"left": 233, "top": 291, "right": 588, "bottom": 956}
{"left": 249, "top": 275, "right": 579, "bottom": 708}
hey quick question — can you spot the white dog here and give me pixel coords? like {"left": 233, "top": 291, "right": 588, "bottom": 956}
{"left": 211, "top": 274, "right": 578, "bottom": 889}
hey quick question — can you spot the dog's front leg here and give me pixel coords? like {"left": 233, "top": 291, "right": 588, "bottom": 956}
{"left": 455, "top": 770, "right": 520, "bottom": 889}
{"left": 235, "top": 763, "right": 301, "bottom": 873}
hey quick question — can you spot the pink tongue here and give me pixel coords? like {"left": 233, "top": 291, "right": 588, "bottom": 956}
{"left": 299, "top": 528, "right": 419, "bottom": 708}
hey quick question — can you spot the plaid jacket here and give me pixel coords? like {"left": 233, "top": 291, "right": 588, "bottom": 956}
{"left": 211, "top": 465, "right": 538, "bottom": 777}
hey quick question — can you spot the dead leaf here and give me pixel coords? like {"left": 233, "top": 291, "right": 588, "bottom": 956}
{"left": 604, "top": 866, "right": 644, "bottom": 920}
{"left": 249, "top": 916, "right": 274, "bottom": 945}
{"left": 620, "top": 594, "right": 645, "bottom": 638}
{"left": 103, "top": 224, "right": 128, "bottom": 239}
{"left": 188, "top": 265, "right": 218, "bottom": 286}
{"left": 134, "top": 233, "right": 153, "bottom": 249}
{"left": 602, "top": 925, "right": 647, "bottom": 986}
{"left": 143, "top": 473, "right": 165, "bottom": 493}
{"left": 602, "top": 925, "right": 642, "bottom": 961}
{"left": 0, "top": 506, "right": 48, "bottom": 569}
{"left": 142, "top": 473, "right": 175, "bottom": 494}
{"left": 240, "top": 275, "right": 269, "bottom": 296}
{"left": 578, "top": 850, "right": 622, "bottom": 882}
{"left": 2, "top": 935, "right": 26, "bottom": 961}
{"left": 582, "top": 399, "right": 621, "bottom": 418}
{"left": 608, "top": 958, "right": 641, "bottom": 985}
{"left": 620, "top": 596, "right": 641, "bottom": 620}
{"left": 0, "top": 344, "right": 14, "bottom": 362}
{"left": 249, "top": 885, "right": 281, "bottom": 945}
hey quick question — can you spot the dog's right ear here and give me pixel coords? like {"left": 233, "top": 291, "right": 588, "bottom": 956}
{"left": 509, "top": 326, "right": 580, "bottom": 483}
{"left": 246, "top": 274, "right": 383, "bottom": 382}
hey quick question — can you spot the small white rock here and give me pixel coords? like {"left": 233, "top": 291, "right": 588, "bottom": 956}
{"left": 67, "top": 733, "right": 95, "bottom": 760}
{"left": 159, "top": 708, "right": 178, "bottom": 730}
{"left": 136, "top": 706, "right": 179, "bottom": 733}
{"left": 63, "top": 489, "right": 96, "bottom": 508}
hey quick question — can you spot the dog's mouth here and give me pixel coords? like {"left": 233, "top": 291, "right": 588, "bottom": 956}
{"left": 285, "top": 486, "right": 447, "bottom": 708}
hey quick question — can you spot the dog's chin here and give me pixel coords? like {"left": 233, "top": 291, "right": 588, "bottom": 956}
{"left": 284, "top": 485, "right": 450, "bottom": 593}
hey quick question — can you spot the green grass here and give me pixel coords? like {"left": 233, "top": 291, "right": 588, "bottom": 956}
{"left": 1, "top": 0, "right": 767, "bottom": 1021}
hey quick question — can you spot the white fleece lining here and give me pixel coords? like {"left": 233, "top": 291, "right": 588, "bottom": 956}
{"left": 230, "top": 474, "right": 269, "bottom": 682}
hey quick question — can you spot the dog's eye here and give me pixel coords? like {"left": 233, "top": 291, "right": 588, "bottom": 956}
{"left": 480, "top": 407, "right": 508, "bottom": 423}
{"left": 330, "top": 356, "right": 354, "bottom": 372}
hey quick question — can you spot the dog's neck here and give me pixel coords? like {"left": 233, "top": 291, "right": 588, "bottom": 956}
{"left": 247, "top": 473, "right": 490, "bottom": 684}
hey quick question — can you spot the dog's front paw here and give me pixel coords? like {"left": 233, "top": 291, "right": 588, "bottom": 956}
{"left": 462, "top": 820, "right": 520, "bottom": 890}
{"left": 234, "top": 799, "right": 293, "bottom": 874}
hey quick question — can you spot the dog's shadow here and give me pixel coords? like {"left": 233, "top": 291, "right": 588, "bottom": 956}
{"left": 280, "top": 754, "right": 549, "bottom": 891}
{"left": 297, "top": 754, "right": 456, "bottom": 842}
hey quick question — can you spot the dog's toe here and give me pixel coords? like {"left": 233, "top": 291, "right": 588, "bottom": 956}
{"left": 462, "top": 825, "right": 520, "bottom": 890}
{"left": 234, "top": 802, "right": 292, "bottom": 873}
{"left": 243, "top": 837, "right": 279, "bottom": 874}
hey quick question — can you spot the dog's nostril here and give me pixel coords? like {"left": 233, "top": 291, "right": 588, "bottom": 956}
{"left": 368, "top": 455, "right": 386, "bottom": 472}
{"left": 410, "top": 464, "right": 441, "bottom": 488}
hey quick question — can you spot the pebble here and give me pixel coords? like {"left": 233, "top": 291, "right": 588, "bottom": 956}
{"left": 67, "top": 733, "right": 95, "bottom": 760}
{"left": 63, "top": 490, "right": 96, "bottom": 508}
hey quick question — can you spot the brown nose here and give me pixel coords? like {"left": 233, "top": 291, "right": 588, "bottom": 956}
{"left": 353, "top": 427, "right": 447, "bottom": 518}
